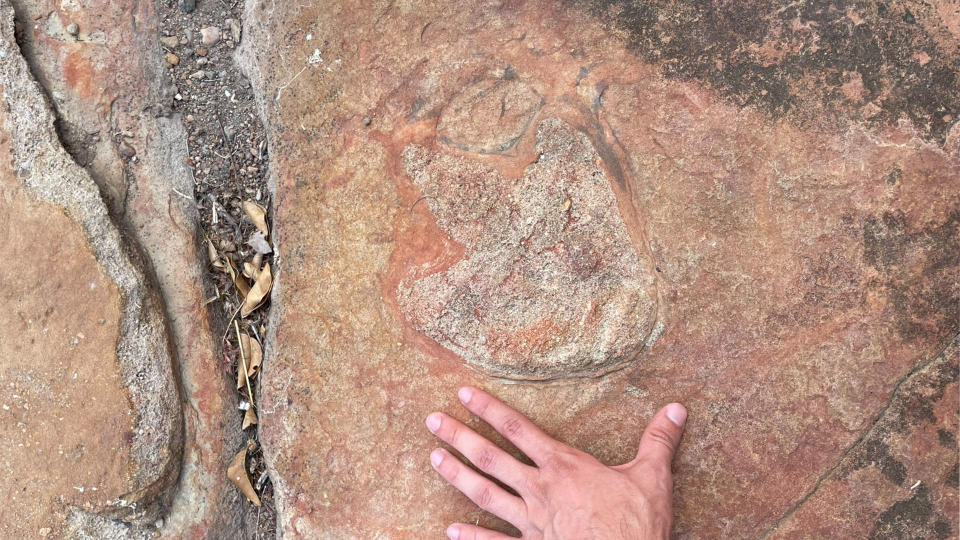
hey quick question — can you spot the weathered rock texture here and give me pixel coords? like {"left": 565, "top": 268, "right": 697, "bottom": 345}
{"left": 770, "top": 339, "right": 959, "bottom": 539}
{"left": 400, "top": 119, "right": 658, "bottom": 379}
{"left": 3, "top": 0, "right": 250, "bottom": 537}
{"left": 0, "top": 1, "right": 181, "bottom": 534}
{"left": 240, "top": 0, "right": 958, "bottom": 537}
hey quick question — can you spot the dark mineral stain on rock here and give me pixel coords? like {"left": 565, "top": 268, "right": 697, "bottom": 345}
{"left": 869, "top": 485, "right": 934, "bottom": 539}
{"left": 858, "top": 439, "right": 908, "bottom": 486}
{"left": 862, "top": 210, "right": 960, "bottom": 342}
{"left": 838, "top": 342, "right": 958, "bottom": 495}
{"left": 893, "top": 354, "right": 959, "bottom": 431}
{"left": 933, "top": 519, "right": 954, "bottom": 540}
{"left": 574, "top": 0, "right": 960, "bottom": 143}
{"left": 937, "top": 428, "right": 956, "bottom": 448}
{"left": 945, "top": 460, "right": 959, "bottom": 488}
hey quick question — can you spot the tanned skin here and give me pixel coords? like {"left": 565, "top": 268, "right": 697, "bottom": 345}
{"left": 426, "top": 387, "right": 687, "bottom": 540}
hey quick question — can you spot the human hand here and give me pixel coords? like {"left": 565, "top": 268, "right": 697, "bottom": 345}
{"left": 425, "top": 387, "right": 686, "bottom": 540}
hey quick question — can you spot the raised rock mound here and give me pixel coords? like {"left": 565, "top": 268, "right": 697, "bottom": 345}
{"left": 400, "top": 118, "right": 657, "bottom": 380}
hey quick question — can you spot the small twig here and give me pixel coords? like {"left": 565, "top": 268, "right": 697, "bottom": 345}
{"left": 171, "top": 187, "right": 195, "bottom": 201}
{"left": 213, "top": 201, "right": 239, "bottom": 227}
{"left": 220, "top": 303, "right": 243, "bottom": 345}
{"left": 209, "top": 194, "right": 219, "bottom": 225}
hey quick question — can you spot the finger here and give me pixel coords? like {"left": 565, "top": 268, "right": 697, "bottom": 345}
{"left": 445, "top": 523, "right": 516, "bottom": 540}
{"left": 426, "top": 412, "right": 535, "bottom": 493}
{"left": 457, "top": 387, "right": 557, "bottom": 465}
{"left": 632, "top": 403, "right": 686, "bottom": 473}
{"left": 431, "top": 448, "right": 527, "bottom": 527}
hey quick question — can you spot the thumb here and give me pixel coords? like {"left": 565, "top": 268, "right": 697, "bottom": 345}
{"left": 633, "top": 403, "right": 686, "bottom": 472}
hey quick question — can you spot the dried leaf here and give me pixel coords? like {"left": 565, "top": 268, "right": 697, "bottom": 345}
{"left": 252, "top": 253, "right": 263, "bottom": 270}
{"left": 241, "top": 262, "right": 272, "bottom": 317}
{"left": 236, "top": 333, "right": 263, "bottom": 388}
{"left": 236, "top": 357, "right": 245, "bottom": 390}
{"left": 242, "top": 261, "right": 257, "bottom": 279}
{"left": 207, "top": 238, "right": 225, "bottom": 271}
{"left": 242, "top": 200, "right": 269, "bottom": 237}
{"left": 228, "top": 259, "right": 251, "bottom": 297}
{"left": 236, "top": 332, "right": 248, "bottom": 390}
{"left": 228, "top": 441, "right": 261, "bottom": 506}
{"left": 247, "top": 231, "right": 272, "bottom": 255}
{"left": 246, "top": 336, "right": 262, "bottom": 379}
{"left": 242, "top": 407, "right": 258, "bottom": 429}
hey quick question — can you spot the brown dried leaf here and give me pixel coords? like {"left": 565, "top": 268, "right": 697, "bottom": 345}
{"left": 227, "top": 441, "right": 261, "bottom": 506}
{"left": 242, "top": 261, "right": 257, "bottom": 279}
{"left": 242, "top": 407, "right": 258, "bottom": 429}
{"left": 236, "top": 361, "right": 245, "bottom": 390}
{"left": 240, "top": 262, "right": 272, "bottom": 317}
{"left": 242, "top": 200, "right": 269, "bottom": 237}
{"left": 246, "top": 337, "right": 262, "bottom": 379}
{"left": 228, "top": 259, "right": 251, "bottom": 297}
{"left": 237, "top": 333, "right": 249, "bottom": 390}
{"left": 207, "top": 238, "right": 225, "bottom": 271}
{"left": 236, "top": 332, "right": 262, "bottom": 389}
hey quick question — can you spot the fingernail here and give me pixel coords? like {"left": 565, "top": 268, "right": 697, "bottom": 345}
{"left": 446, "top": 524, "right": 460, "bottom": 540}
{"left": 666, "top": 403, "right": 687, "bottom": 427}
{"left": 458, "top": 387, "right": 474, "bottom": 404}
{"left": 425, "top": 413, "right": 441, "bottom": 433}
{"left": 430, "top": 449, "right": 444, "bottom": 468}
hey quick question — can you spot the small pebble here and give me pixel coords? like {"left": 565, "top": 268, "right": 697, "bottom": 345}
{"left": 197, "top": 58, "right": 208, "bottom": 66}
{"left": 363, "top": 117, "right": 371, "bottom": 126}
{"left": 159, "top": 36, "right": 179, "bottom": 48}
{"left": 165, "top": 52, "right": 180, "bottom": 66}
{"left": 195, "top": 47, "right": 208, "bottom": 57}
{"left": 200, "top": 26, "right": 221, "bottom": 46}
{"left": 178, "top": 0, "right": 196, "bottom": 13}
{"left": 227, "top": 18, "right": 242, "bottom": 42}
{"left": 189, "top": 70, "right": 205, "bottom": 79}
{"left": 66, "top": 23, "right": 79, "bottom": 36}
{"left": 118, "top": 141, "right": 136, "bottom": 159}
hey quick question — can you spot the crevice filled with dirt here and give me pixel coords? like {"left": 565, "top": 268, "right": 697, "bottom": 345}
{"left": 156, "top": 0, "right": 277, "bottom": 535}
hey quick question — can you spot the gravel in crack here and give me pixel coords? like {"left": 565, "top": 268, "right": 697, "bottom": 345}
{"left": 157, "top": 0, "right": 275, "bottom": 536}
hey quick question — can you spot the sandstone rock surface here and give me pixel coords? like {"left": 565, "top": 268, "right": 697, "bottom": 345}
{"left": 240, "top": 0, "right": 959, "bottom": 537}
{"left": 0, "top": 2, "right": 181, "bottom": 534}
{"left": 2, "top": 0, "right": 251, "bottom": 536}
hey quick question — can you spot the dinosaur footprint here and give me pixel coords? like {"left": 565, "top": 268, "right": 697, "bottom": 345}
{"left": 400, "top": 118, "right": 658, "bottom": 380}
